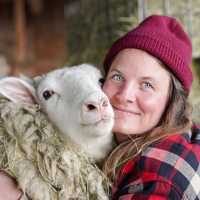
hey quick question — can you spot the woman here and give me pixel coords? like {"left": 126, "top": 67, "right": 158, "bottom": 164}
{"left": 102, "top": 15, "right": 200, "bottom": 199}
{"left": 1, "top": 15, "right": 200, "bottom": 200}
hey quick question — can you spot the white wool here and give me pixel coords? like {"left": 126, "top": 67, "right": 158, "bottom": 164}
{"left": 0, "top": 64, "right": 116, "bottom": 200}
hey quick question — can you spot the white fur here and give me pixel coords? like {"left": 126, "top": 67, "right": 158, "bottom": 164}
{"left": 0, "top": 63, "right": 115, "bottom": 164}
{"left": 0, "top": 64, "right": 116, "bottom": 200}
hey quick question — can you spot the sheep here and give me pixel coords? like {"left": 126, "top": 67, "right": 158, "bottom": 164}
{"left": 0, "top": 63, "right": 116, "bottom": 200}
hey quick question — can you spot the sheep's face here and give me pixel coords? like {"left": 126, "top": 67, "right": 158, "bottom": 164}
{"left": 35, "top": 64, "right": 114, "bottom": 142}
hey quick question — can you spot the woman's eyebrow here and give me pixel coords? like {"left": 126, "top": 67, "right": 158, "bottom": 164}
{"left": 141, "top": 76, "right": 155, "bottom": 80}
{"left": 141, "top": 76, "right": 158, "bottom": 83}
{"left": 109, "top": 69, "right": 123, "bottom": 74}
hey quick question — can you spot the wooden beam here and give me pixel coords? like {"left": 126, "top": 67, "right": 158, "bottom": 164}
{"left": 14, "top": 0, "right": 26, "bottom": 65}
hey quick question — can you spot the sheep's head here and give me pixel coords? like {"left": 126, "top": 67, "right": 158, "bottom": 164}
{"left": 0, "top": 64, "right": 114, "bottom": 145}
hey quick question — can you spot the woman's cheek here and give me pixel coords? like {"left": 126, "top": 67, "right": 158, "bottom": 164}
{"left": 141, "top": 96, "right": 168, "bottom": 123}
{"left": 103, "top": 82, "right": 114, "bottom": 100}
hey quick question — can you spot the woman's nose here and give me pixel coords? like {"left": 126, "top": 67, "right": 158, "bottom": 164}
{"left": 116, "top": 84, "right": 136, "bottom": 103}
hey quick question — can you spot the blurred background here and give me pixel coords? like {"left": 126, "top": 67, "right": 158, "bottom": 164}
{"left": 0, "top": 0, "right": 199, "bottom": 124}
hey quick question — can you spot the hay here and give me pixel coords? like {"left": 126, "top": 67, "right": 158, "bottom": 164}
{"left": 0, "top": 96, "right": 111, "bottom": 200}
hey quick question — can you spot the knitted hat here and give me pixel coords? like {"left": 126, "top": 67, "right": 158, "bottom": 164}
{"left": 104, "top": 15, "right": 193, "bottom": 94}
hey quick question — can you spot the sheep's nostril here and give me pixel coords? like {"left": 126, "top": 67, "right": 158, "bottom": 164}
{"left": 101, "top": 97, "right": 108, "bottom": 107}
{"left": 84, "top": 97, "right": 108, "bottom": 112}
{"left": 87, "top": 104, "right": 96, "bottom": 110}
{"left": 84, "top": 102, "right": 99, "bottom": 111}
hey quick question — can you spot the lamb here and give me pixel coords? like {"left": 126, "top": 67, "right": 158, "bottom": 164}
{"left": 0, "top": 64, "right": 115, "bottom": 200}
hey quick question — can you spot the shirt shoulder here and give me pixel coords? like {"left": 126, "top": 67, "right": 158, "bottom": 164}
{"left": 141, "top": 127, "right": 200, "bottom": 175}
{"left": 140, "top": 129, "right": 200, "bottom": 199}
{"left": 113, "top": 127, "right": 200, "bottom": 200}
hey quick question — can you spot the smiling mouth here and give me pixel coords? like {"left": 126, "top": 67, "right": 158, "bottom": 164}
{"left": 113, "top": 106, "right": 140, "bottom": 115}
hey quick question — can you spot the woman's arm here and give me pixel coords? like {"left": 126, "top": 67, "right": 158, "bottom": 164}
{"left": 0, "top": 171, "right": 22, "bottom": 200}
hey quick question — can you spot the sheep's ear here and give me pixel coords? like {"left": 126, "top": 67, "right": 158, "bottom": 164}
{"left": 0, "top": 77, "right": 39, "bottom": 105}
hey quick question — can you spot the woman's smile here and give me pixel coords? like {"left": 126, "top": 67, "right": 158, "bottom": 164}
{"left": 112, "top": 105, "right": 140, "bottom": 115}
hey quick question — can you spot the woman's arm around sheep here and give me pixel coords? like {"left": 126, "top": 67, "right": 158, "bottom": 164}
{"left": 0, "top": 171, "right": 22, "bottom": 200}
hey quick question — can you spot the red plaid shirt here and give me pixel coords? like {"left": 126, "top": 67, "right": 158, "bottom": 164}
{"left": 112, "top": 125, "right": 200, "bottom": 200}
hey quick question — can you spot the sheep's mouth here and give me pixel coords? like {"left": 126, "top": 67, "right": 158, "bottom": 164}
{"left": 82, "top": 118, "right": 112, "bottom": 126}
{"left": 95, "top": 118, "right": 111, "bottom": 125}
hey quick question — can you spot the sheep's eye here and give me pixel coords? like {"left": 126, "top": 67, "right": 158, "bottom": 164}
{"left": 98, "top": 78, "right": 105, "bottom": 86}
{"left": 42, "top": 90, "right": 54, "bottom": 100}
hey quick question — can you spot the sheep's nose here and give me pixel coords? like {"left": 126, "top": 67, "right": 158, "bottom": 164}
{"left": 84, "top": 97, "right": 108, "bottom": 112}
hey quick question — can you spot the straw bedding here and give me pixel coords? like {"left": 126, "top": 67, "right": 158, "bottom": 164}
{"left": 0, "top": 97, "right": 111, "bottom": 200}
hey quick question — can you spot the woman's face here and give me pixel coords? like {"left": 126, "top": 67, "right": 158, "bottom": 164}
{"left": 103, "top": 49, "right": 171, "bottom": 143}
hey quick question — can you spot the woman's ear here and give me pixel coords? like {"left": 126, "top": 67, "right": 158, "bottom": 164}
{"left": 0, "top": 77, "right": 39, "bottom": 105}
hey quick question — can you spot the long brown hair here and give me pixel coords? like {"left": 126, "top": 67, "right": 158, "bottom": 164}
{"left": 102, "top": 73, "right": 193, "bottom": 182}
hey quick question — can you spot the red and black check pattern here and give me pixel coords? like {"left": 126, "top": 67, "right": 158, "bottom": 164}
{"left": 112, "top": 125, "right": 200, "bottom": 200}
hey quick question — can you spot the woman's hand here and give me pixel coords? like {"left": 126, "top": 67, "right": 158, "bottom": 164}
{"left": 0, "top": 171, "right": 22, "bottom": 200}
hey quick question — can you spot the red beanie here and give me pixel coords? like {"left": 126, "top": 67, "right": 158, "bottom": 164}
{"left": 104, "top": 15, "right": 193, "bottom": 94}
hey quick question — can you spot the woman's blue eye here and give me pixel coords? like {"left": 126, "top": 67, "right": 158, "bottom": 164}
{"left": 143, "top": 82, "right": 152, "bottom": 88}
{"left": 114, "top": 75, "right": 123, "bottom": 81}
